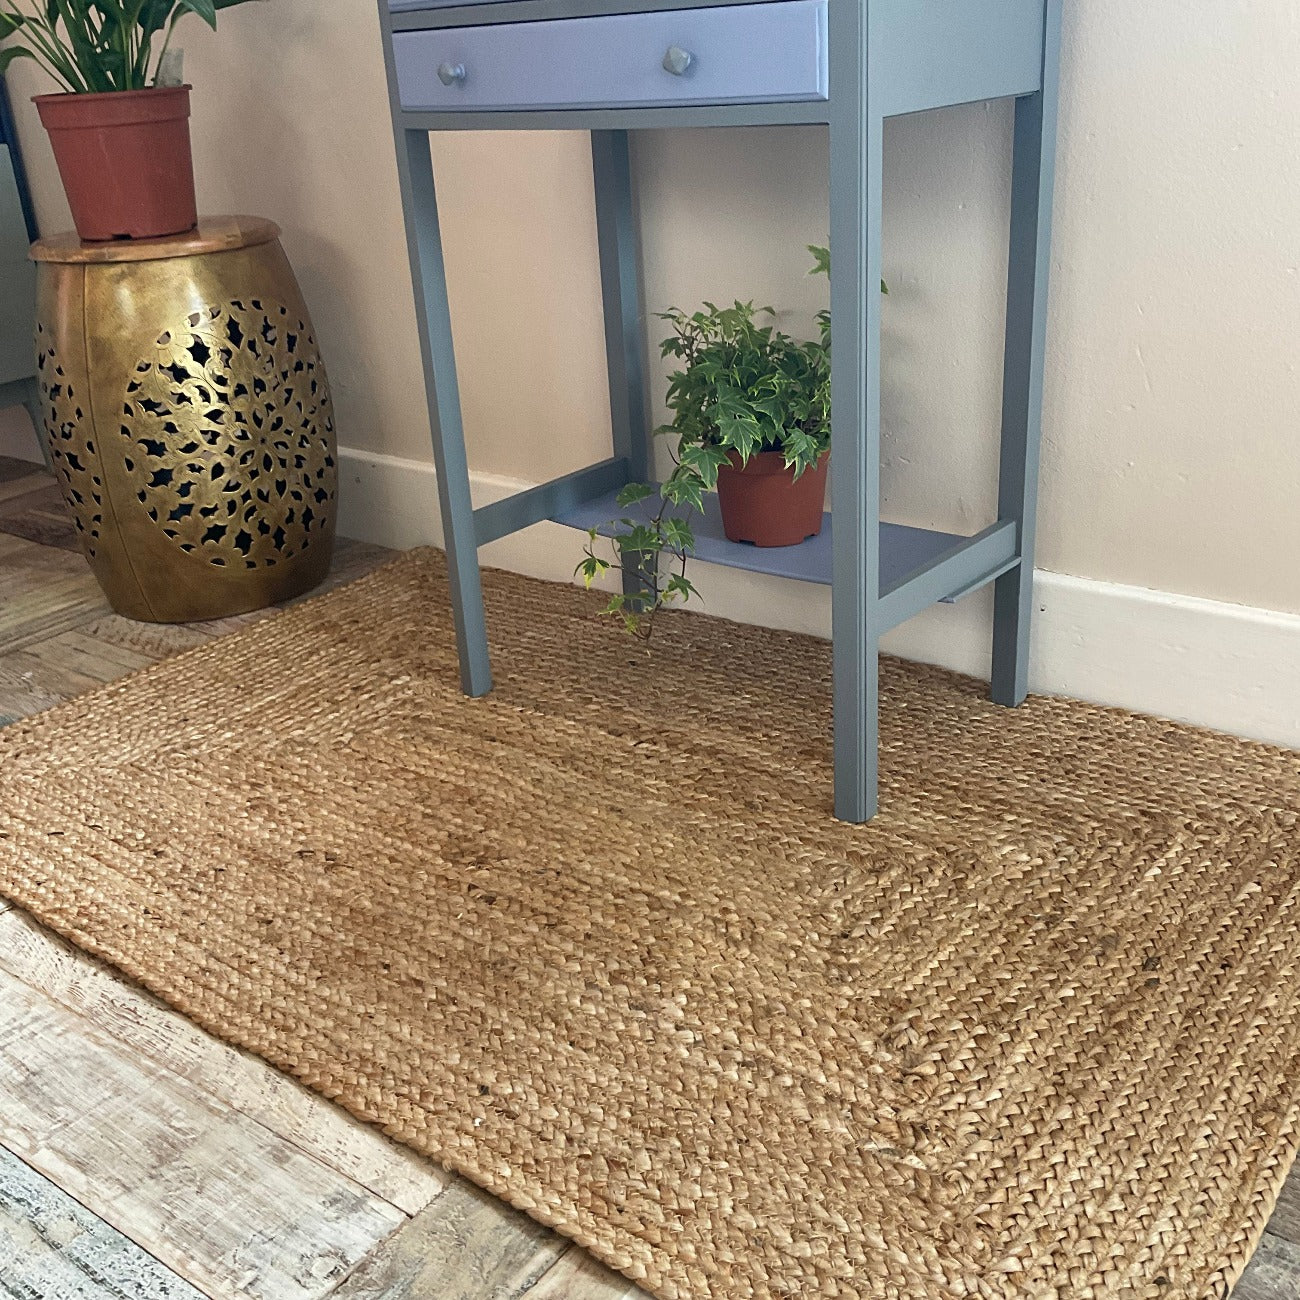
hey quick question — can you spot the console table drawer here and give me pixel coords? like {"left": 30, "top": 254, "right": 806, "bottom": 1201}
{"left": 392, "top": 1, "right": 829, "bottom": 112}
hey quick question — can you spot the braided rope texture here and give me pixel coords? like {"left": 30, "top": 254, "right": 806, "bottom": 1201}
{"left": 1, "top": 549, "right": 1298, "bottom": 1299}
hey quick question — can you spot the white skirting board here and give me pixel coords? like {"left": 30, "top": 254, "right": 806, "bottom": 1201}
{"left": 341, "top": 445, "right": 1300, "bottom": 751}
{"left": 0, "top": 404, "right": 41, "bottom": 464}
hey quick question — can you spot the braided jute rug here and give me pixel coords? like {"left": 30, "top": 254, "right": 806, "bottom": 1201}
{"left": 1, "top": 549, "right": 1299, "bottom": 1299}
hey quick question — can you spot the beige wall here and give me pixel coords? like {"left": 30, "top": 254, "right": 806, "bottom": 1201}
{"left": 8, "top": 0, "right": 1299, "bottom": 613}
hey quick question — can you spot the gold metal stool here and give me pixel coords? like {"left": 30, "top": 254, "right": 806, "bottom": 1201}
{"left": 32, "top": 216, "right": 337, "bottom": 623}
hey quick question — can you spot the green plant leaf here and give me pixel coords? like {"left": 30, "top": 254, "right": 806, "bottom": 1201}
{"left": 0, "top": 44, "right": 34, "bottom": 72}
{"left": 49, "top": 0, "right": 116, "bottom": 91}
{"left": 660, "top": 473, "right": 704, "bottom": 514}
{"left": 615, "top": 481, "right": 656, "bottom": 508}
{"left": 677, "top": 442, "right": 730, "bottom": 490}
{"left": 576, "top": 555, "right": 609, "bottom": 589}
{"left": 137, "top": 0, "right": 172, "bottom": 34}
{"left": 808, "top": 243, "right": 886, "bottom": 293}
{"left": 664, "top": 574, "right": 699, "bottom": 604}
{"left": 615, "top": 524, "right": 667, "bottom": 557}
{"left": 174, "top": 0, "right": 217, "bottom": 28}
{"left": 661, "top": 517, "right": 695, "bottom": 554}
{"left": 0, "top": 13, "right": 27, "bottom": 37}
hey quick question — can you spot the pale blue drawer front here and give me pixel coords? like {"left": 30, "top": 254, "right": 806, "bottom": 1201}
{"left": 393, "top": 1, "right": 829, "bottom": 112}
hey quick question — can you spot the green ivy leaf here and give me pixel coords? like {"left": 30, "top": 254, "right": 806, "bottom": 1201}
{"left": 615, "top": 481, "right": 656, "bottom": 508}
{"left": 576, "top": 555, "right": 610, "bottom": 589}
{"left": 678, "top": 442, "right": 731, "bottom": 490}
{"left": 615, "top": 524, "right": 666, "bottom": 557}
{"left": 661, "top": 517, "right": 695, "bottom": 554}
{"left": 661, "top": 473, "right": 705, "bottom": 514}
{"left": 664, "top": 574, "right": 699, "bottom": 604}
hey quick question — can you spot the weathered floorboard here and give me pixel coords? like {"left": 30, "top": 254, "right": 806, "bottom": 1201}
{"left": 19, "top": 628, "right": 156, "bottom": 683}
{"left": 0, "top": 1145, "right": 205, "bottom": 1300}
{"left": 0, "top": 629, "right": 157, "bottom": 721}
{"left": 527, "top": 1246, "right": 645, "bottom": 1300}
{"left": 0, "top": 972, "right": 407, "bottom": 1300}
{"left": 1262, "top": 1169, "right": 1300, "bottom": 1246}
{"left": 328, "top": 1181, "right": 564, "bottom": 1300}
{"left": 0, "top": 645, "right": 104, "bottom": 719}
{"left": 0, "top": 535, "right": 109, "bottom": 657}
{"left": 0, "top": 481, "right": 82, "bottom": 550}
{"left": 1233, "top": 1233, "right": 1300, "bottom": 1300}
{"left": 77, "top": 612, "right": 220, "bottom": 662}
{"left": 0, "top": 910, "right": 446, "bottom": 1218}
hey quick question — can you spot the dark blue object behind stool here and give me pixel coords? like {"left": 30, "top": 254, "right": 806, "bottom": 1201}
{"left": 0, "top": 74, "right": 43, "bottom": 463}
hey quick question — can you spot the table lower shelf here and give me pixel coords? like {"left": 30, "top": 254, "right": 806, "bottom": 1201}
{"left": 552, "top": 486, "right": 969, "bottom": 591}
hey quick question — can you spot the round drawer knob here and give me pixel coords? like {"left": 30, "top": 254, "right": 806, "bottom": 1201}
{"left": 662, "top": 46, "right": 693, "bottom": 76}
{"left": 437, "top": 61, "right": 467, "bottom": 87}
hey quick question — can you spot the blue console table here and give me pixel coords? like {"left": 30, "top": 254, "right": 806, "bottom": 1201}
{"left": 376, "top": 0, "right": 1063, "bottom": 822}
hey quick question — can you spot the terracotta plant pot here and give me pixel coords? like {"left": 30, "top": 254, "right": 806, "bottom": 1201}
{"left": 34, "top": 86, "right": 198, "bottom": 242}
{"left": 716, "top": 448, "right": 830, "bottom": 547}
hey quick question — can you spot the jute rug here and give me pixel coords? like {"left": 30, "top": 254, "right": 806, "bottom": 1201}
{"left": 2, "top": 549, "right": 1298, "bottom": 1299}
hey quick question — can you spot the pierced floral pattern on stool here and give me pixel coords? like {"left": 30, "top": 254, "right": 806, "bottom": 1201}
{"left": 37, "top": 322, "right": 104, "bottom": 560}
{"left": 121, "top": 299, "right": 337, "bottom": 570}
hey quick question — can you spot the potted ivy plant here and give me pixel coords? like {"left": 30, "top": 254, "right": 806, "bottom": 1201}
{"left": 580, "top": 245, "right": 883, "bottom": 640}
{"left": 0, "top": 0, "right": 263, "bottom": 241}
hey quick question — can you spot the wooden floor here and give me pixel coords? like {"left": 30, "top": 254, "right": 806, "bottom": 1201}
{"left": 0, "top": 452, "right": 1297, "bottom": 1299}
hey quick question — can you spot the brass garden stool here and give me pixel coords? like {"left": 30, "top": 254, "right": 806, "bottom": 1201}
{"left": 32, "top": 216, "right": 337, "bottom": 622}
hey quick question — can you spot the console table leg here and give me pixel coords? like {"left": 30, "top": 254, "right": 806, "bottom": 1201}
{"left": 398, "top": 128, "right": 492, "bottom": 697}
{"left": 591, "top": 129, "right": 652, "bottom": 604}
{"left": 992, "top": 0, "right": 1062, "bottom": 708}
{"left": 829, "top": 12, "right": 884, "bottom": 823}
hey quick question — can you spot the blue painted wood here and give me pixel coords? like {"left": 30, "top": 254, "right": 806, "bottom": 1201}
{"left": 591, "top": 129, "right": 654, "bottom": 603}
{"left": 591, "top": 132, "right": 649, "bottom": 486}
{"left": 871, "top": 0, "right": 1044, "bottom": 117}
{"left": 826, "top": 0, "right": 882, "bottom": 822}
{"left": 551, "top": 485, "right": 972, "bottom": 597}
{"left": 403, "top": 129, "right": 493, "bottom": 696}
{"left": 877, "top": 520, "right": 1017, "bottom": 630}
{"left": 392, "top": 0, "right": 514, "bottom": 8}
{"left": 392, "top": 0, "right": 803, "bottom": 24}
{"left": 397, "top": 100, "right": 832, "bottom": 132}
{"left": 473, "top": 456, "right": 631, "bottom": 544}
{"left": 992, "top": 0, "right": 1062, "bottom": 709}
{"left": 387, "top": 126, "right": 494, "bottom": 695}
{"left": 393, "top": 1, "right": 828, "bottom": 113}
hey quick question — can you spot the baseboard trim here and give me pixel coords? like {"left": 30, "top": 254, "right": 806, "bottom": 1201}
{"left": 338, "top": 446, "right": 1300, "bottom": 751}
{"left": 0, "top": 405, "right": 42, "bottom": 465}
